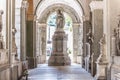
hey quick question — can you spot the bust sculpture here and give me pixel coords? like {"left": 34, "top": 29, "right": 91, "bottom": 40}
{"left": 56, "top": 10, "right": 65, "bottom": 29}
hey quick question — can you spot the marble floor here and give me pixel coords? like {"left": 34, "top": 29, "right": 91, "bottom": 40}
{"left": 28, "top": 64, "right": 94, "bottom": 80}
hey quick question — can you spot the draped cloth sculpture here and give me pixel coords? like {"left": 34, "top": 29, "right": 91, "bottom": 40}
{"left": 0, "top": 10, "right": 8, "bottom": 65}
{"left": 112, "top": 18, "right": 120, "bottom": 56}
{"left": 56, "top": 10, "right": 65, "bottom": 29}
{"left": 48, "top": 10, "right": 71, "bottom": 66}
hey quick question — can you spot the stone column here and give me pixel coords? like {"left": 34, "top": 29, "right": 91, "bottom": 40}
{"left": 85, "top": 43, "right": 90, "bottom": 72}
{"left": 26, "top": 0, "right": 37, "bottom": 69}
{"left": 82, "top": 16, "right": 91, "bottom": 68}
{"left": 20, "top": 1, "right": 28, "bottom": 76}
{"left": 6, "top": 0, "right": 12, "bottom": 65}
{"left": 20, "top": 0, "right": 28, "bottom": 61}
{"left": 11, "top": 0, "right": 19, "bottom": 64}
{"left": 89, "top": 1, "right": 103, "bottom": 76}
{"left": 73, "top": 23, "right": 81, "bottom": 63}
{"left": 36, "top": 23, "right": 43, "bottom": 64}
{"left": 78, "top": 23, "right": 83, "bottom": 64}
{"left": 36, "top": 21, "right": 40, "bottom": 64}
{"left": 6, "top": 0, "right": 21, "bottom": 80}
{"left": 39, "top": 23, "right": 47, "bottom": 63}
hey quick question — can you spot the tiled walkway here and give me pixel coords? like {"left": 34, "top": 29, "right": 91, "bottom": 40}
{"left": 28, "top": 64, "right": 94, "bottom": 80}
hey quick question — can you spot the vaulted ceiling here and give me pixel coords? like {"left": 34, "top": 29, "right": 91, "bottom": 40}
{"left": 32, "top": 0, "right": 91, "bottom": 23}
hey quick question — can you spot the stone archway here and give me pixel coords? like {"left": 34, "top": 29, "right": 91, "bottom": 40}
{"left": 35, "top": 0, "right": 84, "bottom": 64}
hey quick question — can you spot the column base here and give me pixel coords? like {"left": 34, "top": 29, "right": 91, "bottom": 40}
{"left": 27, "top": 57, "right": 37, "bottom": 69}
{"left": 94, "top": 62, "right": 108, "bottom": 80}
{"left": 0, "top": 64, "right": 10, "bottom": 80}
{"left": 48, "top": 53, "right": 71, "bottom": 66}
{"left": 37, "top": 55, "right": 46, "bottom": 64}
{"left": 40, "top": 55, "right": 46, "bottom": 63}
{"left": 91, "top": 61, "right": 96, "bottom": 76}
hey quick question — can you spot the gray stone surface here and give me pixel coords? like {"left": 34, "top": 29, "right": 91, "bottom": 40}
{"left": 48, "top": 30, "right": 71, "bottom": 66}
{"left": 91, "top": 9, "right": 103, "bottom": 76}
{"left": 28, "top": 64, "right": 94, "bottom": 80}
{"left": 0, "top": 68, "right": 10, "bottom": 80}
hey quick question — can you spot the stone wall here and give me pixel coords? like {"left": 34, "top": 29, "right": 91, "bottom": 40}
{"left": 0, "top": 66, "right": 10, "bottom": 80}
{"left": 104, "top": 0, "right": 120, "bottom": 79}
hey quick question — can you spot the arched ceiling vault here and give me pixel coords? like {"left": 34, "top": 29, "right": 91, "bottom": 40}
{"left": 35, "top": 0, "right": 84, "bottom": 23}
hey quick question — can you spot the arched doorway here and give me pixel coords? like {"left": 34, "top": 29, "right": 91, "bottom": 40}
{"left": 46, "top": 12, "right": 73, "bottom": 62}
{"left": 35, "top": 0, "right": 84, "bottom": 64}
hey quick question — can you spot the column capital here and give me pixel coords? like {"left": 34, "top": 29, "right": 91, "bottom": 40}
{"left": 38, "top": 23, "right": 47, "bottom": 27}
{"left": 82, "top": 15, "right": 89, "bottom": 21}
{"left": 21, "top": 0, "right": 29, "bottom": 9}
{"left": 89, "top": 1, "right": 103, "bottom": 12}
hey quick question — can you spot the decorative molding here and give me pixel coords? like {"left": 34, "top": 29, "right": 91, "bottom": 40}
{"left": 73, "top": 22, "right": 81, "bottom": 26}
{"left": 82, "top": 15, "right": 89, "bottom": 21}
{"left": 38, "top": 23, "right": 47, "bottom": 27}
{"left": 89, "top": 1, "right": 103, "bottom": 12}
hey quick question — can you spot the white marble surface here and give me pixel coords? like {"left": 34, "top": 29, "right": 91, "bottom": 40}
{"left": 28, "top": 64, "right": 93, "bottom": 80}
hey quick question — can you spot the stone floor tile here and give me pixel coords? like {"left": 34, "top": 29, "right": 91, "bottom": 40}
{"left": 28, "top": 63, "right": 94, "bottom": 80}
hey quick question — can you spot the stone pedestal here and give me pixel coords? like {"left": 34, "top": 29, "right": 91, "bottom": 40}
{"left": 48, "top": 29, "right": 71, "bottom": 66}
{"left": 94, "top": 61, "right": 108, "bottom": 80}
{"left": 111, "top": 56, "right": 120, "bottom": 80}
{"left": 94, "top": 35, "right": 108, "bottom": 80}
{"left": 0, "top": 66, "right": 10, "bottom": 80}
{"left": 115, "top": 73, "right": 120, "bottom": 80}
{"left": 0, "top": 49, "right": 8, "bottom": 65}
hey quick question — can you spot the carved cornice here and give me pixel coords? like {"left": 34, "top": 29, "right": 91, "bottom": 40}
{"left": 38, "top": 23, "right": 47, "bottom": 27}
{"left": 89, "top": 1, "right": 103, "bottom": 12}
{"left": 73, "top": 22, "right": 81, "bottom": 26}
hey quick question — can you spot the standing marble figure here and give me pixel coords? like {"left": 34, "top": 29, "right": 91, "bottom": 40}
{"left": 56, "top": 10, "right": 65, "bottom": 29}
{"left": 48, "top": 9, "right": 71, "bottom": 66}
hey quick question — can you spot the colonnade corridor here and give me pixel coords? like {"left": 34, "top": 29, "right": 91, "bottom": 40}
{"left": 28, "top": 64, "right": 94, "bottom": 80}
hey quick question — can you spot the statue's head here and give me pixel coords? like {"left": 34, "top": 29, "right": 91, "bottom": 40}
{"left": 57, "top": 9, "right": 62, "bottom": 14}
{"left": 0, "top": 10, "right": 4, "bottom": 15}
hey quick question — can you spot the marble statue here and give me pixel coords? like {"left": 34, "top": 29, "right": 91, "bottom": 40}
{"left": 56, "top": 10, "right": 65, "bottom": 29}
{"left": 95, "top": 34, "right": 108, "bottom": 80}
{"left": 0, "top": 10, "right": 4, "bottom": 49}
{"left": 96, "top": 34, "right": 107, "bottom": 63}
{"left": 116, "top": 26, "right": 120, "bottom": 56}
{"left": 0, "top": 10, "right": 8, "bottom": 65}
{"left": 0, "top": 10, "right": 3, "bottom": 33}
{"left": 99, "top": 34, "right": 106, "bottom": 55}
{"left": 113, "top": 19, "right": 120, "bottom": 56}
{"left": 86, "top": 28, "right": 93, "bottom": 44}
{"left": 48, "top": 9, "right": 71, "bottom": 66}
{"left": 12, "top": 28, "right": 17, "bottom": 53}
